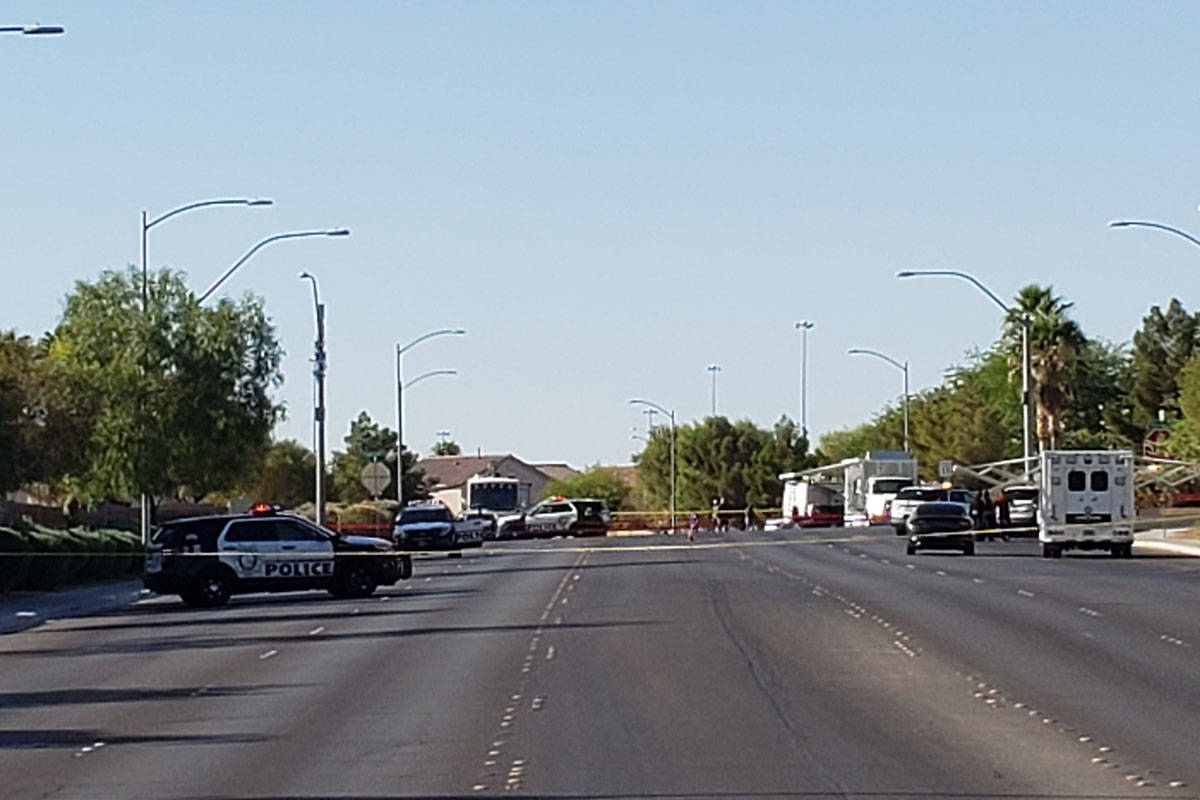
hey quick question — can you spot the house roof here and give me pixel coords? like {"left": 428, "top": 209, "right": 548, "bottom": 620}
{"left": 416, "top": 454, "right": 545, "bottom": 491}
{"left": 534, "top": 463, "right": 580, "bottom": 482}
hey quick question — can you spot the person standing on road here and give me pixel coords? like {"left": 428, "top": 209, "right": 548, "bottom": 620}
{"left": 688, "top": 512, "right": 699, "bottom": 542}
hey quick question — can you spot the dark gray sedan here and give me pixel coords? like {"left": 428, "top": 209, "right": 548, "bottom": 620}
{"left": 905, "top": 502, "right": 975, "bottom": 556}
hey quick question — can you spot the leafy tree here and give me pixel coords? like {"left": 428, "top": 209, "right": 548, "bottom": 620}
{"left": 1003, "top": 285, "right": 1086, "bottom": 450}
{"left": 635, "top": 415, "right": 810, "bottom": 511}
{"left": 542, "top": 465, "right": 631, "bottom": 510}
{"left": 236, "top": 439, "right": 317, "bottom": 508}
{"left": 1169, "top": 352, "right": 1200, "bottom": 459}
{"left": 432, "top": 439, "right": 462, "bottom": 456}
{"left": 48, "top": 268, "right": 284, "bottom": 503}
{"left": 1129, "top": 299, "right": 1200, "bottom": 429}
{"left": 331, "top": 411, "right": 425, "bottom": 502}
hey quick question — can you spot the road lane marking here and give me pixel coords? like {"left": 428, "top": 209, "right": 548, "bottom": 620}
{"left": 1078, "top": 607, "right": 1101, "bottom": 618}
{"left": 531, "top": 696, "right": 544, "bottom": 711}
{"left": 906, "top": 564, "right": 916, "bottom": 570}
{"left": 1017, "top": 589, "right": 1035, "bottom": 598}
{"left": 935, "top": 570, "right": 946, "bottom": 576}
{"left": 308, "top": 625, "right": 325, "bottom": 636}
{"left": 1159, "top": 633, "right": 1188, "bottom": 647}
{"left": 972, "top": 578, "right": 984, "bottom": 584}
{"left": 545, "top": 645, "right": 556, "bottom": 660}
{"left": 258, "top": 649, "right": 278, "bottom": 660}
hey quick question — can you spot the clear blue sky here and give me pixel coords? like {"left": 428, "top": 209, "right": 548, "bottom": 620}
{"left": 5, "top": 2, "right": 1200, "bottom": 468}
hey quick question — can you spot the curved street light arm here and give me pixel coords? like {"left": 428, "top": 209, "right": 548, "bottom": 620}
{"left": 628, "top": 398, "right": 673, "bottom": 419}
{"left": 199, "top": 228, "right": 349, "bottom": 303}
{"left": 847, "top": 348, "right": 906, "bottom": 373}
{"left": 1108, "top": 219, "right": 1200, "bottom": 251}
{"left": 404, "top": 369, "right": 457, "bottom": 390}
{"left": 398, "top": 328, "right": 468, "bottom": 356}
{"left": 895, "top": 269, "right": 1009, "bottom": 312}
{"left": 146, "top": 197, "right": 273, "bottom": 231}
{"left": 298, "top": 271, "right": 319, "bottom": 311}
{"left": 1, "top": 24, "right": 64, "bottom": 34}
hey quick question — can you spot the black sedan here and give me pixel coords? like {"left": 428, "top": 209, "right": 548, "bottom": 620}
{"left": 905, "top": 502, "right": 974, "bottom": 556}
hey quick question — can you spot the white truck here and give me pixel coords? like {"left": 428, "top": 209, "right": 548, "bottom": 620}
{"left": 843, "top": 451, "right": 919, "bottom": 526}
{"left": 465, "top": 475, "right": 527, "bottom": 539}
{"left": 1038, "top": 450, "right": 1135, "bottom": 559}
{"left": 776, "top": 451, "right": 917, "bottom": 528}
{"left": 778, "top": 478, "right": 843, "bottom": 527}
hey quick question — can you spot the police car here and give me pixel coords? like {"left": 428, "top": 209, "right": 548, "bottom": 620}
{"left": 393, "top": 500, "right": 485, "bottom": 552}
{"left": 143, "top": 504, "right": 413, "bottom": 607}
{"left": 523, "top": 497, "right": 609, "bottom": 537}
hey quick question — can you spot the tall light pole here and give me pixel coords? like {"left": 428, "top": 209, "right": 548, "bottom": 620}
{"left": 199, "top": 228, "right": 350, "bottom": 303}
{"left": 0, "top": 24, "right": 65, "bottom": 35}
{"left": 848, "top": 348, "right": 910, "bottom": 454}
{"left": 629, "top": 398, "right": 676, "bottom": 532}
{"left": 299, "top": 272, "right": 327, "bottom": 526}
{"left": 896, "top": 269, "right": 1032, "bottom": 477}
{"left": 643, "top": 407, "right": 658, "bottom": 432}
{"left": 795, "top": 320, "right": 814, "bottom": 437}
{"left": 395, "top": 329, "right": 466, "bottom": 508}
{"left": 137, "top": 197, "right": 273, "bottom": 545}
{"left": 396, "top": 369, "right": 458, "bottom": 507}
{"left": 707, "top": 364, "right": 721, "bottom": 416}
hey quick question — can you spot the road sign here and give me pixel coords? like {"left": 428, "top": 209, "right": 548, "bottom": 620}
{"left": 938, "top": 460, "right": 955, "bottom": 479}
{"left": 361, "top": 462, "right": 391, "bottom": 497}
{"left": 1144, "top": 427, "right": 1171, "bottom": 458}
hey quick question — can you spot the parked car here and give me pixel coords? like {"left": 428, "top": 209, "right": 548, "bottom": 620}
{"left": 905, "top": 502, "right": 974, "bottom": 556}
{"left": 1002, "top": 485, "right": 1038, "bottom": 532}
{"left": 524, "top": 497, "right": 609, "bottom": 537}
{"left": 394, "top": 501, "right": 485, "bottom": 553}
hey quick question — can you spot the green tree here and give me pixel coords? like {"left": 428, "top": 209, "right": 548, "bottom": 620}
{"left": 48, "top": 268, "right": 284, "bottom": 502}
{"left": 1004, "top": 285, "right": 1086, "bottom": 450}
{"left": 236, "top": 439, "right": 317, "bottom": 508}
{"left": 432, "top": 439, "right": 462, "bottom": 456}
{"left": 542, "top": 465, "right": 631, "bottom": 510}
{"left": 331, "top": 411, "right": 425, "bottom": 502}
{"left": 1129, "top": 299, "right": 1200, "bottom": 429}
{"left": 635, "top": 415, "right": 810, "bottom": 511}
{"left": 1169, "top": 352, "right": 1200, "bottom": 459}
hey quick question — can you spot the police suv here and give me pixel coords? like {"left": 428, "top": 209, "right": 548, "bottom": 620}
{"left": 524, "top": 497, "right": 609, "bottom": 537}
{"left": 143, "top": 504, "right": 413, "bottom": 607}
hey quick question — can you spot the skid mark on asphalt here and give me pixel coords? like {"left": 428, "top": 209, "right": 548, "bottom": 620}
{"left": 471, "top": 549, "right": 588, "bottom": 793}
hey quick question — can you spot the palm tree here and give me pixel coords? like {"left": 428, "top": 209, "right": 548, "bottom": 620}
{"left": 1003, "top": 285, "right": 1086, "bottom": 451}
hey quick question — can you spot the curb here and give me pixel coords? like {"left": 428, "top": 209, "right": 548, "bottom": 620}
{"left": 1133, "top": 539, "right": 1200, "bottom": 558}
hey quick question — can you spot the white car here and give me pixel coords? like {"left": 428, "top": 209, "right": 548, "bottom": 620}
{"left": 524, "top": 497, "right": 609, "bottom": 537}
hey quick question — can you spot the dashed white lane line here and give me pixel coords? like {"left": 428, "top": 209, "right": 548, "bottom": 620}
{"left": 258, "top": 649, "right": 278, "bottom": 660}
{"left": 1078, "top": 607, "right": 1101, "bottom": 618}
{"left": 972, "top": 578, "right": 984, "bottom": 584}
{"left": 905, "top": 564, "right": 916, "bottom": 570}
{"left": 545, "top": 645, "right": 556, "bottom": 661}
{"left": 531, "top": 696, "right": 544, "bottom": 711}
{"left": 1160, "top": 633, "right": 1188, "bottom": 647}
{"left": 935, "top": 570, "right": 946, "bottom": 576}
{"left": 308, "top": 625, "right": 325, "bottom": 636}
{"left": 1017, "top": 589, "right": 1035, "bottom": 598}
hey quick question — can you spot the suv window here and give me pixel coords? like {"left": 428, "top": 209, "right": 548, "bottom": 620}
{"left": 1067, "top": 471, "right": 1086, "bottom": 491}
{"left": 897, "top": 488, "right": 943, "bottom": 502}
{"left": 574, "top": 501, "right": 606, "bottom": 520}
{"left": 1090, "top": 471, "right": 1109, "bottom": 492}
{"left": 276, "top": 520, "right": 328, "bottom": 542}
{"left": 225, "top": 521, "right": 279, "bottom": 543}
{"left": 153, "top": 518, "right": 228, "bottom": 548}
{"left": 400, "top": 507, "right": 452, "bottom": 524}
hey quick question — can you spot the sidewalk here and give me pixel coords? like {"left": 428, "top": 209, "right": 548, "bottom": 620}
{"left": 0, "top": 579, "right": 145, "bottom": 635}
{"left": 1134, "top": 526, "right": 1200, "bottom": 557}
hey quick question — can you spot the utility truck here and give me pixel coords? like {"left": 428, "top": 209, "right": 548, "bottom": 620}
{"left": 777, "top": 451, "right": 917, "bottom": 528}
{"left": 777, "top": 477, "right": 844, "bottom": 527}
{"left": 1038, "top": 450, "right": 1135, "bottom": 558}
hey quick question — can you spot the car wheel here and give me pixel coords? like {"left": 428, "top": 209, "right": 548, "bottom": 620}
{"left": 1042, "top": 543, "right": 1054, "bottom": 559}
{"left": 962, "top": 541, "right": 974, "bottom": 556}
{"left": 906, "top": 543, "right": 917, "bottom": 556}
{"left": 184, "top": 568, "right": 231, "bottom": 607}
{"left": 448, "top": 551, "right": 462, "bottom": 559}
{"left": 398, "top": 554, "right": 413, "bottom": 579}
{"left": 339, "top": 562, "right": 377, "bottom": 598}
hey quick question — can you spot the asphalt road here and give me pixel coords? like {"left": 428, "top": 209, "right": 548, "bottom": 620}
{"left": 2, "top": 529, "right": 1199, "bottom": 799}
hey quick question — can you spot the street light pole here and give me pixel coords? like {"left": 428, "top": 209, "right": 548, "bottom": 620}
{"left": 137, "top": 197, "right": 273, "bottom": 544}
{"left": 707, "top": 364, "right": 721, "bottom": 416}
{"left": 394, "top": 330, "right": 466, "bottom": 508}
{"left": 199, "top": 228, "right": 349, "bottom": 304}
{"left": 896, "top": 269, "right": 1033, "bottom": 477}
{"left": 396, "top": 369, "right": 458, "bottom": 507}
{"left": 299, "top": 272, "right": 327, "bottom": 526}
{"left": 629, "top": 399, "right": 676, "bottom": 533}
{"left": 795, "top": 321, "right": 814, "bottom": 436}
{"left": 848, "top": 348, "right": 910, "bottom": 454}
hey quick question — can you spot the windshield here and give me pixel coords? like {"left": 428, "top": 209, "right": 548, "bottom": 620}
{"left": 872, "top": 479, "right": 913, "bottom": 494}
{"left": 896, "top": 488, "right": 943, "bottom": 501}
{"left": 468, "top": 482, "right": 520, "bottom": 511}
{"left": 399, "top": 508, "right": 452, "bottom": 524}
{"left": 1007, "top": 488, "right": 1038, "bottom": 501}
